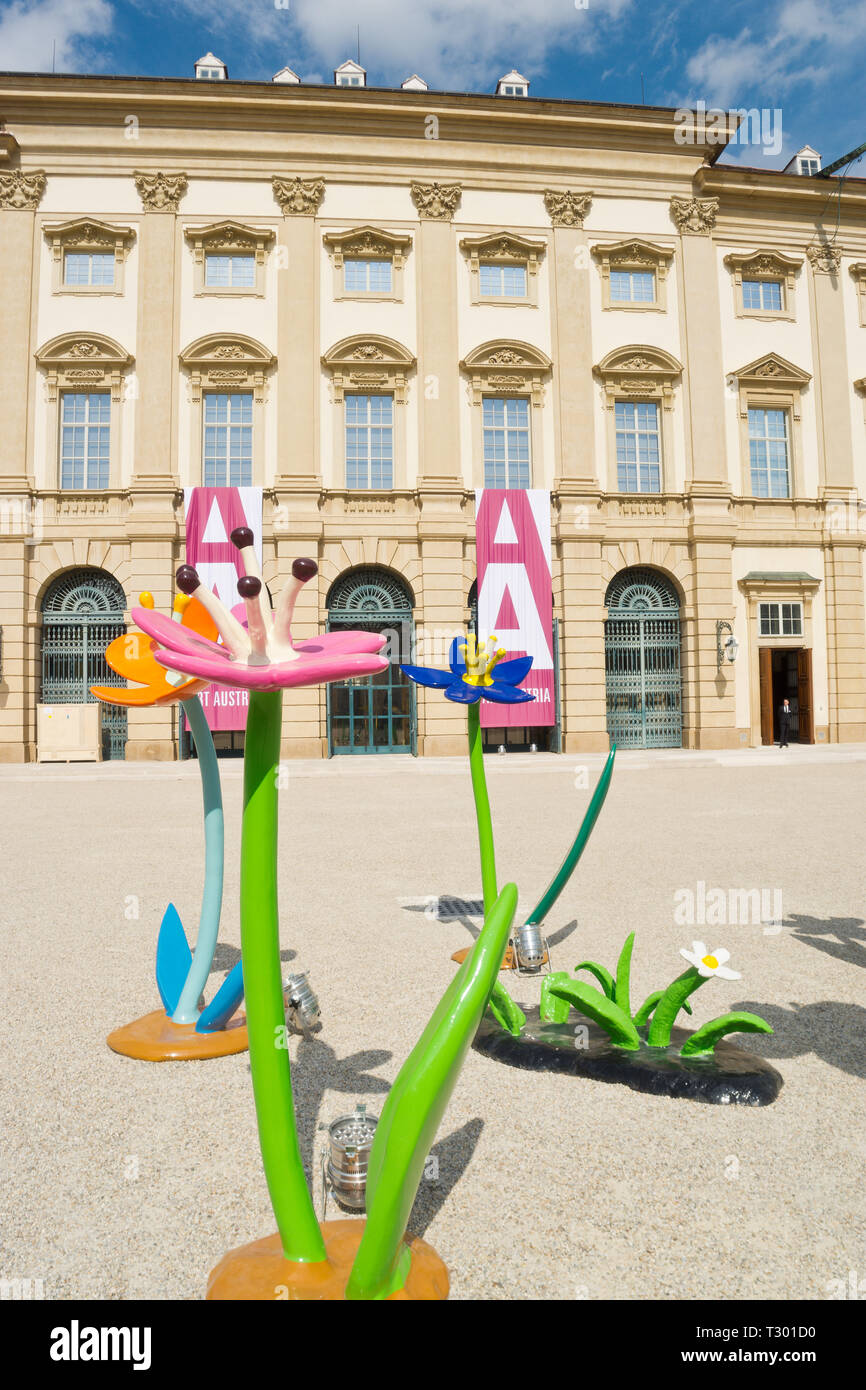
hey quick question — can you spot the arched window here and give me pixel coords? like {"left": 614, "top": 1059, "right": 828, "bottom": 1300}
{"left": 326, "top": 567, "right": 415, "bottom": 754}
{"left": 604, "top": 567, "right": 681, "bottom": 749}
{"left": 41, "top": 568, "right": 128, "bottom": 759}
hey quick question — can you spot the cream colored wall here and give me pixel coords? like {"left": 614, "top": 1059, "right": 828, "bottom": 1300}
{"left": 841, "top": 255, "right": 866, "bottom": 497}
{"left": 717, "top": 246, "right": 820, "bottom": 497}
{"left": 583, "top": 196, "right": 675, "bottom": 238}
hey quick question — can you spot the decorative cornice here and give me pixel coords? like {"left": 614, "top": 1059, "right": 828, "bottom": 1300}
{"left": 459, "top": 229, "right": 546, "bottom": 263}
{"left": 732, "top": 352, "right": 812, "bottom": 387}
{"left": 806, "top": 243, "right": 842, "bottom": 274}
{"left": 591, "top": 238, "right": 674, "bottom": 270}
{"left": 594, "top": 344, "right": 683, "bottom": 410}
{"left": 410, "top": 181, "right": 462, "bottom": 220}
{"left": 272, "top": 175, "right": 325, "bottom": 215}
{"left": 543, "top": 189, "right": 592, "bottom": 228}
{"left": 0, "top": 168, "right": 46, "bottom": 210}
{"left": 669, "top": 195, "right": 719, "bottom": 234}
{"left": 460, "top": 339, "right": 552, "bottom": 406}
{"left": 134, "top": 170, "right": 188, "bottom": 212}
{"left": 321, "top": 333, "right": 415, "bottom": 404}
{"left": 44, "top": 216, "right": 135, "bottom": 255}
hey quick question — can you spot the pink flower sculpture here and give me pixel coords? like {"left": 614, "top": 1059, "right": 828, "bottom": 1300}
{"left": 132, "top": 529, "right": 388, "bottom": 692}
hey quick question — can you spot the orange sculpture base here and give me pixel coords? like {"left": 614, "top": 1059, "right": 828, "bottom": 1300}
{"left": 451, "top": 944, "right": 549, "bottom": 971}
{"left": 206, "top": 1220, "right": 450, "bottom": 1301}
{"left": 106, "top": 1008, "right": 249, "bottom": 1061}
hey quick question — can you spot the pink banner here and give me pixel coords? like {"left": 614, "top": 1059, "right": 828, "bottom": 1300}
{"left": 183, "top": 487, "right": 263, "bottom": 732}
{"left": 475, "top": 489, "right": 555, "bottom": 728}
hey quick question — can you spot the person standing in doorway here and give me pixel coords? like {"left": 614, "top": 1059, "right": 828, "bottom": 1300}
{"left": 779, "top": 697, "right": 792, "bottom": 748}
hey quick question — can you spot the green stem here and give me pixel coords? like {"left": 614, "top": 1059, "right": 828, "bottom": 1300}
{"left": 467, "top": 701, "right": 498, "bottom": 915}
{"left": 524, "top": 748, "right": 615, "bottom": 926}
{"left": 241, "top": 689, "right": 325, "bottom": 1265}
{"left": 646, "top": 968, "right": 706, "bottom": 1048}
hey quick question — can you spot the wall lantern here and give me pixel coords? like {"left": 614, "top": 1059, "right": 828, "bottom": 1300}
{"left": 716, "top": 620, "right": 740, "bottom": 670}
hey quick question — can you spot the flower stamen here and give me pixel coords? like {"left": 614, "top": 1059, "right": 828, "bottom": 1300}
{"left": 176, "top": 565, "right": 250, "bottom": 661}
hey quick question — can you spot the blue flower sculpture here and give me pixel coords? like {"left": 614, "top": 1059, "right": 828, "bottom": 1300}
{"left": 401, "top": 635, "right": 536, "bottom": 705}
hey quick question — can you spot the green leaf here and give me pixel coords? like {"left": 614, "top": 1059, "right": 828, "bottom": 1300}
{"left": 646, "top": 968, "right": 706, "bottom": 1047}
{"left": 346, "top": 882, "right": 518, "bottom": 1301}
{"left": 545, "top": 978, "right": 641, "bottom": 1050}
{"left": 541, "top": 971, "right": 573, "bottom": 1023}
{"left": 634, "top": 991, "right": 693, "bottom": 1028}
{"left": 680, "top": 1012, "right": 774, "bottom": 1058}
{"left": 487, "top": 979, "right": 526, "bottom": 1036}
{"left": 614, "top": 932, "right": 635, "bottom": 1017}
{"left": 573, "top": 960, "right": 615, "bottom": 998}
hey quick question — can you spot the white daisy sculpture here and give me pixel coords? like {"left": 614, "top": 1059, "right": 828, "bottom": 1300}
{"left": 679, "top": 942, "right": 741, "bottom": 981}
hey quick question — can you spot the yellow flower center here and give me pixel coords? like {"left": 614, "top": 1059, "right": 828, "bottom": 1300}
{"left": 460, "top": 633, "right": 506, "bottom": 687}
{"left": 702, "top": 954, "right": 719, "bottom": 970}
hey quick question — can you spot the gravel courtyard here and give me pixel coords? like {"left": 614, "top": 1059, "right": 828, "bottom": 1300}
{"left": 2, "top": 746, "right": 865, "bottom": 1301}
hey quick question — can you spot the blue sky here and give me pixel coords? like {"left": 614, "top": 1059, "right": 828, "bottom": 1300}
{"left": 1, "top": 0, "right": 864, "bottom": 172}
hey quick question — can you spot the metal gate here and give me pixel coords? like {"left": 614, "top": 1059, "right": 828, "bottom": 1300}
{"left": 41, "top": 569, "right": 128, "bottom": 760}
{"left": 326, "top": 568, "right": 416, "bottom": 755}
{"left": 604, "top": 568, "right": 682, "bottom": 749}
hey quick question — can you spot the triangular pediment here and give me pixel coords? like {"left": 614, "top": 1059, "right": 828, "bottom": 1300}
{"left": 43, "top": 217, "right": 135, "bottom": 249}
{"left": 733, "top": 352, "right": 811, "bottom": 386}
{"left": 459, "top": 230, "right": 546, "bottom": 262}
{"left": 183, "top": 220, "right": 274, "bottom": 251}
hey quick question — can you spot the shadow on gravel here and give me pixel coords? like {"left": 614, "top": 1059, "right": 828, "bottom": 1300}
{"left": 735, "top": 998, "right": 866, "bottom": 1079}
{"left": 409, "top": 1117, "right": 485, "bottom": 1238}
{"left": 209, "top": 943, "right": 296, "bottom": 973}
{"left": 292, "top": 1038, "right": 392, "bottom": 1178}
{"left": 786, "top": 914, "right": 866, "bottom": 970}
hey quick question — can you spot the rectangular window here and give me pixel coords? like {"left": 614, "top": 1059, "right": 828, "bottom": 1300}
{"left": 63, "top": 251, "right": 115, "bottom": 287}
{"left": 479, "top": 262, "right": 528, "bottom": 298}
{"left": 742, "top": 279, "right": 783, "bottom": 311}
{"left": 344, "top": 258, "right": 393, "bottom": 293}
{"left": 759, "top": 602, "right": 803, "bottom": 637}
{"left": 749, "top": 407, "right": 790, "bottom": 497}
{"left": 60, "top": 392, "right": 111, "bottom": 489}
{"left": 610, "top": 270, "right": 655, "bottom": 304}
{"left": 204, "top": 254, "right": 256, "bottom": 289}
{"left": 482, "top": 396, "right": 531, "bottom": 488}
{"left": 345, "top": 393, "right": 393, "bottom": 489}
{"left": 203, "top": 392, "right": 253, "bottom": 486}
{"left": 615, "top": 401, "right": 661, "bottom": 492}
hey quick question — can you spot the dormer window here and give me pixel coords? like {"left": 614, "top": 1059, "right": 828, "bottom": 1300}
{"left": 496, "top": 69, "right": 529, "bottom": 97}
{"left": 800, "top": 157, "right": 820, "bottom": 176}
{"left": 401, "top": 75, "right": 428, "bottom": 91}
{"left": 194, "top": 52, "right": 227, "bottom": 80}
{"left": 272, "top": 65, "right": 301, "bottom": 85}
{"left": 335, "top": 59, "right": 366, "bottom": 87}
{"left": 783, "top": 145, "right": 821, "bottom": 176}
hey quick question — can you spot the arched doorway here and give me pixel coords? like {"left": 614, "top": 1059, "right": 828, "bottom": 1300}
{"left": 41, "top": 569, "right": 128, "bottom": 759}
{"left": 326, "top": 567, "right": 415, "bottom": 754}
{"left": 604, "top": 567, "right": 682, "bottom": 749}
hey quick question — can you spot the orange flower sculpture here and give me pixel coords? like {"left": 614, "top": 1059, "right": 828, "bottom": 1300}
{"left": 92, "top": 591, "right": 216, "bottom": 707}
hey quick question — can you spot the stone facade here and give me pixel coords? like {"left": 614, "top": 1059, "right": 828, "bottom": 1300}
{"left": 1, "top": 75, "right": 865, "bottom": 760}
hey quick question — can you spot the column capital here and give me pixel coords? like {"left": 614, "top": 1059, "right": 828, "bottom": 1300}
{"left": 670, "top": 195, "right": 719, "bottom": 234}
{"left": 807, "top": 243, "right": 843, "bottom": 274}
{"left": 410, "top": 181, "right": 462, "bottom": 220}
{"left": 544, "top": 189, "right": 592, "bottom": 227}
{"left": 133, "top": 171, "right": 188, "bottom": 212}
{"left": 0, "top": 169, "right": 46, "bottom": 210}
{"left": 272, "top": 175, "right": 325, "bottom": 215}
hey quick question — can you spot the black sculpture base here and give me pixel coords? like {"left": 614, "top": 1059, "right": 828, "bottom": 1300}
{"left": 475, "top": 1009, "right": 783, "bottom": 1106}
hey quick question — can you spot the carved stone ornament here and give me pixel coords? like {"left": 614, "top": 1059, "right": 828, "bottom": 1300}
{"left": 460, "top": 339, "right": 552, "bottom": 406}
{"left": 272, "top": 176, "right": 325, "bottom": 215}
{"left": 0, "top": 169, "right": 46, "bottom": 210}
{"left": 179, "top": 333, "right": 276, "bottom": 405}
{"left": 488, "top": 349, "right": 527, "bottom": 365}
{"left": 351, "top": 345, "right": 386, "bottom": 361}
{"left": 543, "top": 190, "right": 593, "bottom": 227}
{"left": 134, "top": 171, "right": 188, "bottom": 212}
{"left": 806, "top": 244, "right": 842, "bottom": 274}
{"left": 410, "top": 181, "right": 462, "bottom": 220}
{"left": 323, "top": 225, "right": 412, "bottom": 268}
{"left": 669, "top": 196, "right": 719, "bottom": 234}
{"left": 321, "top": 333, "right": 416, "bottom": 404}
{"left": 593, "top": 344, "right": 683, "bottom": 411}
{"left": 35, "top": 331, "right": 134, "bottom": 403}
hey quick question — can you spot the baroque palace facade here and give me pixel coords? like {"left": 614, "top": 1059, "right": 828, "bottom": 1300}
{"left": 1, "top": 71, "right": 866, "bottom": 760}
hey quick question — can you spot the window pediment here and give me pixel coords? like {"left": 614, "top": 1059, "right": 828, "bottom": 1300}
{"left": 184, "top": 219, "right": 275, "bottom": 256}
{"left": 459, "top": 230, "right": 546, "bottom": 267}
{"left": 323, "top": 225, "right": 412, "bottom": 268}
{"left": 732, "top": 353, "right": 811, "bottom": 391}
{"left": 594, "top": 345, "right": 682, "bottom": 409}
{"left": 321, "top": 335, "right": 416, "bottom": 404}
{"left": 724, "top": 249, "right": 802, "bottom": 285}
{"left": 592, "top": 238, "right": 673, "bottom": 272}
{"left": 36, "top": 333, "right": 133, "bottom": 402}
{"left": 44, "top": 217, "right": 135, "bottom": 257}
{"left": 179, "top": 333, "right": 275, "bottom": 404}
{"left": 460, "top": 340, "right": 552, "bottom": 406}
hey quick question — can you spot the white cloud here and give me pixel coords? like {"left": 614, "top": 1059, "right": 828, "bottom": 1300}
{"left": 0, "top": 0, "right": 113, "bottom": 72}
{"left": 682, "top": 1, "right": 866, "bottom": 109}
{"left": 171, "top": 0, "right": 634, "bottom": 89}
